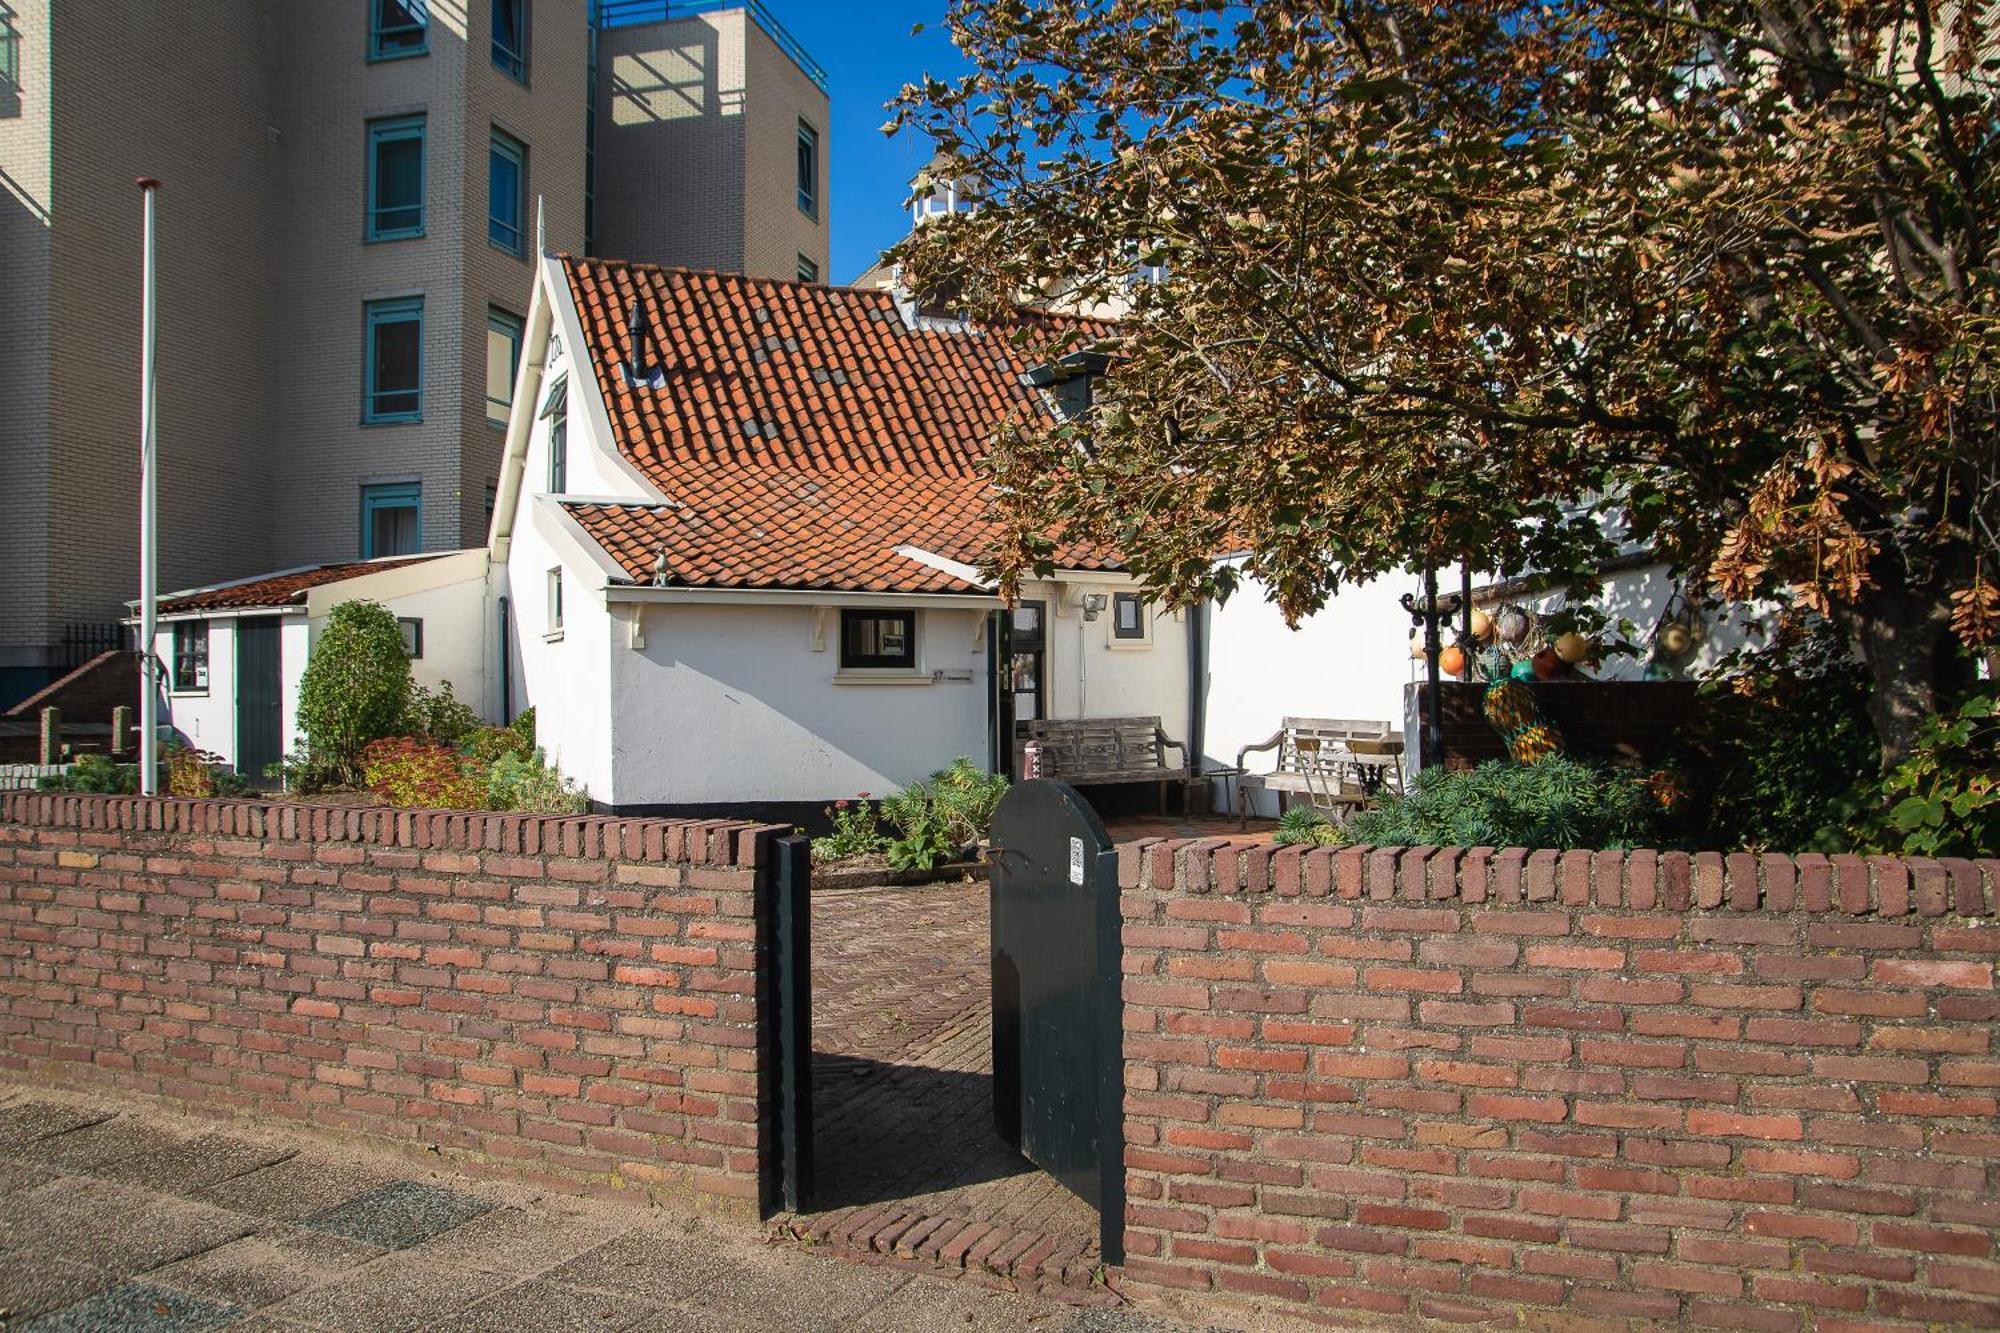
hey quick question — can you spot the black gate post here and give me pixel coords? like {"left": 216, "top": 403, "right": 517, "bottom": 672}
{"left": 759, "top": 833, "right": 813, "bottom": 1215}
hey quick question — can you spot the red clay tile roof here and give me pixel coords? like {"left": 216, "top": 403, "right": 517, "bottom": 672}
{"left": 154, "top": 557, "right": 444, "bottom": 615}
{"left": 557, "top": 257, "right": 1120, "bottom": 592}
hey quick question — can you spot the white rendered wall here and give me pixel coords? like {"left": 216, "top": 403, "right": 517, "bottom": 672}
{"left": 154, "top": 618, "right": 239, "bottom": 764}
{"left": 607, "top": 601, "right": 991, "bottom": 807}
{"left": 280, "top": 617, "right": 310, "bottom": 758}
{"left": 1507, "top": 561, "right": 1769, "bottom": 681}
{"left": 505, "top": 510, "right": 617, "bottom": 802}
{"left": 1029, "top": 578, "right": 1192, "bottom": 744}
{"left": 307, "top": 577, "right": 491, "bottom": 711}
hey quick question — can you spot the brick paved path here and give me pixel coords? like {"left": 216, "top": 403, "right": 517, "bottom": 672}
{"left": 787, "top": 878, "right": 1105, "bottom": 1298}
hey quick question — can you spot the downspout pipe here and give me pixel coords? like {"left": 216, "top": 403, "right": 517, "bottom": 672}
{"left": 498, "top": 596, "right": 512, "bottom": 726}
{"left": 1186, "top": 599, "right": 1207, "bottom": 777}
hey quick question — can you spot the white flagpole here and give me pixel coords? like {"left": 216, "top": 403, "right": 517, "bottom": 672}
{"left": 137, "top": 177, "right": 160, "bottom": 795}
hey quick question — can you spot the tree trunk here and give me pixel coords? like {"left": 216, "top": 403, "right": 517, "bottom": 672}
{"left": 1843, "top": 583, "right": 1969, "bottom": 769}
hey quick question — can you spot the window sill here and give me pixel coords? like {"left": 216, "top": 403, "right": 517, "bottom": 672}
{"left": 833, "top": 669, "right": 933, "bottom": 686}
{"left": 169, "top": 688, "right": 208, "bottom": 698}
{"left": 367, "top": 48, "right": 429, "bottom": 63}
{"left": 1107, "top": 639, "right": 1154, "bottom": 651}
{"left": 543, "top": 630, "right": 565, "bottom": 644}
{"left": 365, "top": 230, "right": 427, "bottom": 245}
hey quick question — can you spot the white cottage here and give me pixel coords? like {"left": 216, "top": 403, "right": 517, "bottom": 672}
{"left": 133, "top": 552, "right": 489, "bottom": 779}
{"left": 484, "top": 254, "right": 1198, "bottom": 815}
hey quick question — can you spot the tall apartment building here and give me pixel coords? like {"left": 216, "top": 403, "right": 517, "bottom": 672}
{"left": 0, "top": 0, "right": 829, "bottom": 704}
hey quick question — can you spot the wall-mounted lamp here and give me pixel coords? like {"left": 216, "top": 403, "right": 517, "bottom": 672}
{"left": 1081, "top": 593, "right": 1108, "bottom": 621}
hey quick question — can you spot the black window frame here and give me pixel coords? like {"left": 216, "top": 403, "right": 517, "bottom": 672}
{"left": 171, "top": 621, "right": 210, "bottom": 693}
{"left": 1112, "top": 592, "right": 1146, "bottom": 640}
{"left": 796, "top": 253, "right": 819, "bottom": 283}
{"left": 840, "top": 609, "right": 916, "bottom": 670}
{"left": 398, "top": 617, "right": 424, "bottom": 659}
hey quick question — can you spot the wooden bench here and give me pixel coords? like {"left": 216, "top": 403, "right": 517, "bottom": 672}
{"left": 1026, "top": 716, "right": 1191, "bottom": 813}
{"left": 1235, "top": 717, "right": 1401, "bottom": 825}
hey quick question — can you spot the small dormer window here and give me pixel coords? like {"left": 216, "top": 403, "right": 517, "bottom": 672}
{"left": 1049, "top": 374, "right": 1093, "bottom": 424}
{"left": 1025, "top": 350, "right": 1109, "bottom": 427}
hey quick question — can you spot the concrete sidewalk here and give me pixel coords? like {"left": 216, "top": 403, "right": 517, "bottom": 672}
{"left": 0, "top": 1083, "right": 1237, "bottom": 1332}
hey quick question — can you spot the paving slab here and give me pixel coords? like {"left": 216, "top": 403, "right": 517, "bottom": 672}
{"left": 147, "top": 1226, "right": 384, "bottom": 1310}
{"left": 0, "top": 1102, "right": 112, "bottom": 1151}
{"left": 547, "top": 1232, "right": 912, "bottom": 1327}
{"left": 258, "top": 1261, "right": 492, "bottom": 1333}
{"left": 844, "top": 1273, "right": 1084, "bottom": 1331}
{"left": 15, "top": 1116, "right": 188, "bottom": 1173}
{"left": 0, "top": 1161, "right": 57, "bottom": 1196}
{"left": 427, "top": 1278, "right": 660, "bottom": 1333}
{"left": 0, "top": 1177, "right": 252, "bottom": 1274}
{"left": 14, "top": 1278, "right": 238, "bottom": 1332}
{"left": 0, "top": 1249, "right": 119, "bottom": 1321}
{"left": 296, "top": 1179, "right": 494, "bottom": 1251}
{"left": 98, "top": 1133, "right": 295, "bottom": 1196}
{"left": 192, "top": 1155, "right": 392, "bottom": 1223}
{"left": 403, "top": 1204, "right": 614, "bottom": 1275}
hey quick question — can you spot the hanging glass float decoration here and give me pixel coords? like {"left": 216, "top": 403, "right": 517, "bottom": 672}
{"left": 1644, "top": 586, "right": 1703, "bottom": 679}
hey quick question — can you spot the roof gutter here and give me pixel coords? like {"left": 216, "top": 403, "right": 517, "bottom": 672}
{"left": 604, "top": 585, "right": 1003, "bottom": 610}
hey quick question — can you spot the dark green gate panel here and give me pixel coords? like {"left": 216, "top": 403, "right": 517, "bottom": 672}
{"left": 235, "top": 618, "right": 283, "bottom": 785}
{"left": 989, "top": 778, "right": 1124, "bottom": 1264}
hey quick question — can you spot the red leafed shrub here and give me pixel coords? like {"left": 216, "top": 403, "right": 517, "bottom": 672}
{"left": 360, "top": 736, "right": 484, "bottom": 810}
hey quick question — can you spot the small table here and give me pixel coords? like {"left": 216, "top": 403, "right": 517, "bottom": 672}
{"left": 1346, "top": 736, "right": 1405, "bottom": 797}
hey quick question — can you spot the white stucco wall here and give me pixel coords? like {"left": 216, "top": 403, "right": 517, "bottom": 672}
{"left": 505, "top": 503, "right": 619, "bottom": 801}
{"left": 1028, "top": 577, "right": 1193, "bottom": 746}
{"left": 280, "top": 617, "right": 310, "bottom": 758}
{"left": 1504, "top": 560, "right": 1769, "bottom": 681}
{"left": 605, "top": 599, "right": 992, "bottom": 807}
{"left": 157, "top": 617, "right": 240, "bottom": 761}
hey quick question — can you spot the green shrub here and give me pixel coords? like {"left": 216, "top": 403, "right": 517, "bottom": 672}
{"left": 485, "top": 748, "right": 589, "bottom": 813}
{"left": 407, "top": 679, "right": 481, "bottom": 746}
{"left": 165, "top": 744, "right": 252, "bottom": 798}
{"left": 361, "top": 736, "right": 484, "bottom": 809}
{"left": 1672, "top": 622, "right": 1878, "bottom": 852}
{"left": 297, "top": 601, "right": 413, "bottom": 782}
{"left": 1272, "top": 805, "right": 1341, "bottom": 847}
{"left": 1346, "top": 757, "right": 1659, "bottom": 850}
{"left": 878, "top": 758, "right": 1010, "bottom": 872}
{"left": 1862, "top": 682, "right": 1999, "bottom": 857}
{"left": 37, "top": 754, "right": 138, "bottom": 794}
{"left": 811, "top": 796, "right": 889, "bottom": 863}
{"left": 273, "top": 750, "right": 344, "bottom": 795}
{"left": 463, "top": 724, "right": 532, "bottom": 767}
{"left": 509, "top": 706, "right": 536, "bottom": 750}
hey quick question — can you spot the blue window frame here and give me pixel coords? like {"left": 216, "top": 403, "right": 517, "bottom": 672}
{"left": 491, "top": 0, "right": 527, "bottom": 83}
{"left": 488, "top": 129, "right": 526, "bottom": 256}
{"left": 363, "top": 297, "right": 423, "bottom": 423}
{"left": 796, "top": 119, "right": 818, "bottom": 219}
{"left": 365, "top": 115, "right": 425, "bottom": 241}
{"left": 486, "top": 306, "right": 524, "bottom": 425}
{"left": 362, "top": 483, "right": 422, "bottom": 558}
{"left": 369, "top": 0, "right": 427, "bottom": 59}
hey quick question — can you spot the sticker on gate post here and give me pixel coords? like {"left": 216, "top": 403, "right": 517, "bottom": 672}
{"left": 1069, "top": 836, "right": 1085, "bottom": 886}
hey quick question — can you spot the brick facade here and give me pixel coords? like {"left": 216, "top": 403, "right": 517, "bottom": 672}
{"left": 1118, "top": 839, "right": 2000, "bottom": 1328}
{"left": 0, "top": 792, "right": 783, "bottom": 1215}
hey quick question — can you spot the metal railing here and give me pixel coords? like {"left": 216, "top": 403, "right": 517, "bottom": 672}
{"left": 591, "top": 0, "right": 827, "bottom": 93}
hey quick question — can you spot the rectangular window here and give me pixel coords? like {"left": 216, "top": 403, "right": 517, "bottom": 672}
{"left": 488, "top": 128, "right": 527, "bottom": 256}
{"left": 362, "top": 482, "right": 421, "bottom": 558}
{"left": 1113, "top": 592, "right": 1146, "bottom": 640}
{"left": 363, "top": 297, "right": 423, "bottom": 422}
{"left": 841, "top": 610, "right": 916, "bottom": 669}
{"left": 171, "top": 622, "right": 209, "bottom": 693}
{"left": 398, "top": 617, "right": 424, "bottom": 659}
{"left": 796, "top": 254, "right": 819, "bottom": 284}
{"left": 370, "top": 0, "right": 428, "bottom": 59}
{"left": 486, "top": 306, "right": 524, "bottom": 426}
{"left": 1009, "top": 600, "right": 1045, "bottom": 726}
{"left": 540, "top": 373, "right": 570, "bottom": 493}
{"left": 365, "top": 115, "right": 425, "bottom": 241}
{"left": 547, "top": 567, "right": 564, "bottom": 634}
{"left": 796, "top": 119, "right": 818, "bottom": 219}
{"left": 491, "top": 0, "right": 527, "bottom": 83}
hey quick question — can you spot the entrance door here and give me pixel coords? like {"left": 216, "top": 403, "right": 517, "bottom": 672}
{"left": 235, "top": 618, "right": 283, "bottom": 785}
{"left": 989, "top": 778, "right": 1124, "bottom": 1263}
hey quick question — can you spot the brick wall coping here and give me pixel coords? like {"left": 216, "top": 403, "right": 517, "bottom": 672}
{"left": 1119, "top": 838, "right": 2000, "bottom": 917}
{"left": 0, "top": 791, "right": 783, "bottom": 867}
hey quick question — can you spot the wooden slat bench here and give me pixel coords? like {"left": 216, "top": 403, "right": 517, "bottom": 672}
{"left": 1235, "top": 717, "right": 1401, "bottom": 826}
{"left": 1026, "top": 716, "right": 1191, "bottom": 813}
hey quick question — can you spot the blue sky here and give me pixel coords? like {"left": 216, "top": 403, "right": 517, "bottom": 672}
{"left": 771, "top": 1, "right": 968, "bottom": 283}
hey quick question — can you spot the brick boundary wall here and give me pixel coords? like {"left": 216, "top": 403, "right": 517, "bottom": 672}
{"left": 1117, "top": 840, "right": 2000, "bottom": 1330}
{"left": 0, "top": 792, "right": 785, "bottom": 1215}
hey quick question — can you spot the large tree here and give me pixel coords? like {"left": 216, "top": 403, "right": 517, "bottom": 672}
{"left": 888, "top": 0, "right": 2000, "bottom": 762}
